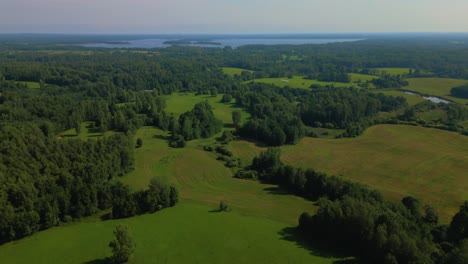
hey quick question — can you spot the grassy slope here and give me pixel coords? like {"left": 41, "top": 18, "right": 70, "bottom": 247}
{"left": 230, "top": 125, "right": 468, "bottom": 223}
{"left": 0, "top": 203, "right": 336, "bottom": 264}
{"left": 222, "top": 67, "right": 254, "bottom": 76}
{"left": 405, "top": 78, "right": 468, "bottom": 104}
{"left": 282, "top": 125, "right": 468, "bottom": 222}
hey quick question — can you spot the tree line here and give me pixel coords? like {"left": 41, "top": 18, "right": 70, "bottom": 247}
{"left": 233, "top": 83, "right": 407, "bottom": 145}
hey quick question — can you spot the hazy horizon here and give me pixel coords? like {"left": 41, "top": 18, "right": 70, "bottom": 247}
{"left": 1, "top": 0, "right": 468, "bottom": 34}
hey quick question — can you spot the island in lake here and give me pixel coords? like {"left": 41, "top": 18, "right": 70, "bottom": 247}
{"left": 163, "top": 39, "right": 222, "bottom": 46}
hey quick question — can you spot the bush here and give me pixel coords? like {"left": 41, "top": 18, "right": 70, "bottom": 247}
{"left": 203, "top": 145, "right": 214, "bottom": 152}
{"left": 219, "top": 201, "right": 229, "bottom": 212}
{"left": 308, "top": 131, "right": 319, "bottom": 138}
{"left": 234, "top": 170, "right": 258, "bottom": 180}
{"left": 170, "top": 134, "right": 186, "bottom": 148}
{"left": 215, "top": 146, "right": 233, "bottom": 157}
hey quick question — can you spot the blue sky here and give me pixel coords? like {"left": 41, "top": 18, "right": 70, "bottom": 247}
{"left": 0, "top": 0, "right": 467, "bottom": 34}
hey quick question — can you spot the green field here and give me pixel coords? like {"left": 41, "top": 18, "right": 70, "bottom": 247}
{"left": 222, "top": 67, "right": 254, "bottom": 76}
{"left": 0, "top": 203, "right": 342, "bottom": 264}
{"left": 372, "top": 90, "right": 425, "bottom": 106}
{"left": 375, "top": 68, "right": 412, "bottom": 75}
{"left": 18, "top": 81, "right": 40, "bottom": 89}
{"left": 405, "top": 78, "right": 468, "bottom": 104}
{"left": 165, "top": 93, "right": 250, "bottom": 125}
{"left": 282, "top": 125, "right": 468, "bottom": 222}
{"left": 60, "top": 121, "right": 115, "bottom": 140}
{"left": 251, "top": 74, "right": 376, "bottom": 90}
{"left": 230, "top": 125, "right": 468, "bottom": 223}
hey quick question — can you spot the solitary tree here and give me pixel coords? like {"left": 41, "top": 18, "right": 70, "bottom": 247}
{"left": 109, "top": 225, "right": 136, "bottom": 263}
{"left": 232, "top": 110, "right": 241, "bottom": 128}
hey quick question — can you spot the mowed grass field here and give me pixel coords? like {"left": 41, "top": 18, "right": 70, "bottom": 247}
{"left": 405, "top": 78, "right": 468, "bottom": 104}
{"left": 0, "top": 203, "right": 339, "bottom": 264}
{"left": 222, "top": 67, "right": 254, "bottom": 76}
{"left": 282, "top": 125, "right": 468, "bottom": 222}
{"left": 251, "top": 74, "right": 376, "bottom": 90}
{"left": 230, "top": 125, "right": 468, "bottom": 223}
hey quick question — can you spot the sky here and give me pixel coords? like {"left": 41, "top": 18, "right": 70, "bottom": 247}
{"left": 0, "top": 0, "right": 467, "bottom": 34}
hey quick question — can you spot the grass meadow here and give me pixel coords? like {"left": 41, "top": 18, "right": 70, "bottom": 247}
{"left": 0, "top": 203, "right": 340, "bottom": 264}
{"left": 164, "top": 93, "right": 250, "bottom": 124}
{"left": 222, "top": 67, "right": 254, "bottom": 76}
{"left": 18, "top": 81, "right": 40, "bottom": 89}
{"left": 250, "top": 74, "right": 377, "bottom": 90}
{"left": 405, "top": 78, "right": 468, "bottom": 104}
{"left": 230, "top": 125, "right": 468, "bottom": 223}
{"left": 282, "top": 125, "right": 468, "bottom": 222}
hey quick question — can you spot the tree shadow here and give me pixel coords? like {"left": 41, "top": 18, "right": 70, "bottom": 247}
{"left": 83, "top": 257, "right": 111, "bottom": 264}
{"left": 263, "top": 186, "right": 291, "bottom": 196}
{"left": 87, "top": 134, "right": 104, "bottom": 138}
{"left": 87, "top": 128, "right": 102, "bottom": 134}
{"left": 153, "top": 134, "right": 171, "bottom": 140}
{"left": 100, "top": 212, "right": 112, "bottom": 221}
{"left": 237, "top": 136, "right": 269, "bottom": 148}
{"left": 278, "top": 227, "right": 356, "bottom": 261}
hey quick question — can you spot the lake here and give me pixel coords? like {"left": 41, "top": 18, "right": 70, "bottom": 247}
{"left": 78, "top": 38, "right": 362, "bottom": 49}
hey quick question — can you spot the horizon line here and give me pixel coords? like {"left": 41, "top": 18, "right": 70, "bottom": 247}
{"left": 1, "top": 32, "right": 468, "bottom": 36}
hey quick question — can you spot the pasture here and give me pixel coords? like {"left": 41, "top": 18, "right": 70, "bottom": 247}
{"left": 281, "top": 125, "right": 468, "bottom": 222}
{"left": 405, "top": 78, "right": 468, "bottom": 104}
{"left": 230, "top": 124, "right": 468, "bottom": 223}
{"left": 0, "top": 203, "right": 341, "bottom": 264}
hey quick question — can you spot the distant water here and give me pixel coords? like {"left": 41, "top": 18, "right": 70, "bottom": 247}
{"left": 78, "top": 38, "right": 362, "bottom": 49}
{"left": 423, "top": 96, "right": 451, "bottom": 104}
